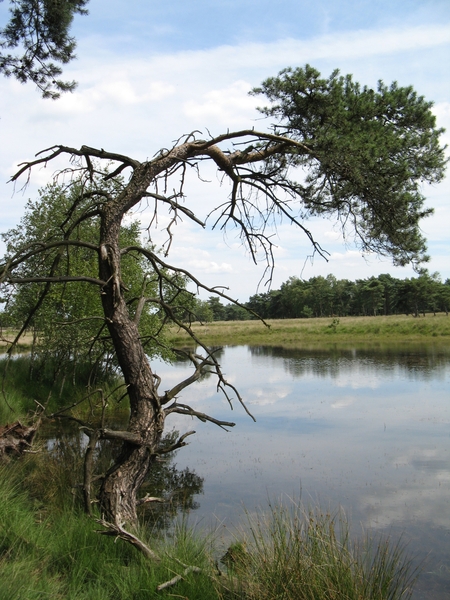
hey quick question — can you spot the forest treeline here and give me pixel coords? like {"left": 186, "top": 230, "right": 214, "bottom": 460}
{"left": 2, "top": 272, "right": 449, "bottom": 329}
{"left": 193, "top": 273, "right": 450, "bottom": 322}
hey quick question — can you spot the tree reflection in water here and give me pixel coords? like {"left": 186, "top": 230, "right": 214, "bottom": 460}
{"left": 41, "top": 425, "right": 203, "bottom": 530}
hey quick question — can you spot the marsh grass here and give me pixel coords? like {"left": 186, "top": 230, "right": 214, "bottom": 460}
{"left": 168, "top": 313, "right": 450, "bottom": 348}
{"left": 218, "top": 500, "right": 419, "bottom": 600}
{"left": 0, "top": 355, "right": 129, "bottom": 423}
{"left": 0, "top": 464, "right": 419, "bottom": 600}
{"left": 0, "top": 466, "right": 218, "bottom": 599}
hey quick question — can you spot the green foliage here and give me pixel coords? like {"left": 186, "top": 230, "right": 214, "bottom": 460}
{"left": 2, "top": 181, "right": 119, "bottom": 367}
{"left": 1, "top": 176, "right": 187, "bottom": 381}
{"left": 252, "top": 65, "right": 447, "bottom": 268}
{"left": 244, "top": 272, "right": 450, "bottom": 320}
{"left": 223, "top": 303, "right": 249, "bottom": 321}
{"left": 0, "top": 0, "right": 89, "bottom": 98}
{"left": 192, "top": 298, "right": 215, "bottom": 322}
{"left": 327, "top": 317, "right": 340, "bottom": 332}
{"left": 190, "top": 297, "right": 250, "bottom": 322}
{"left": 208, "top": 296, "right": 227, "bottom": 321}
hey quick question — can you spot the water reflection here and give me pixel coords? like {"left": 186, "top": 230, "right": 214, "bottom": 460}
{"left": 153, "top": 344, "right": 450, "bottom": 599}
{"left": 43, "top": 422, "right": 204, "bottom": 530}
{"left": 250, "top": 344, "right": 450, "bottom": 379}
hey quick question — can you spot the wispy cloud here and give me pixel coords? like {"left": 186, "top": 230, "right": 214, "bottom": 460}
{"left": 1, "top": 17, "right": 448, "bottom": 298}
{"left": 187, "top": 260, "right": 233, "bottom": 274}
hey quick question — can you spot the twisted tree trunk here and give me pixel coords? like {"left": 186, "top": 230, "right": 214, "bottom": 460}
{"left": 97, "top": 190, "right": 164, "bottom": 526}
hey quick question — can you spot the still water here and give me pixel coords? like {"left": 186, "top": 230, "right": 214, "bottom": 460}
{"left": 153, "top": 344, "right": 450, "bottom": 599}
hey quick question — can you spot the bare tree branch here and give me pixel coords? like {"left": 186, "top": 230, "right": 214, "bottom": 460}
{"left": 164, "top": 402, "right": 236, "bottom": 430}
{"left": 95, "top": 520, "right": 161, "bottom": 561}
{"left": 119, "top": 245, "right": 268, "bottom": 324}
{"left": 1, "top": 240, "right": 99, "bottom": 281}
{"left": 153, "top": 430, "right": 196, "bottom": 455}
{"left": 10, "top": 144, "right": 139, "bottom": 183}
{"left": 160, "top": 352, "right": 216, "bottom": 404}
{"left": 141, "top": 191, "right": 206, "bottom": 227}
{"left": 156, "top": 565, "right": 202, "bottom": 591}
{"left": 8, "top": 275, "right": 106, "bottom": 285}
{"left": 83, "top": 429, "right": 100, "bottom": 515}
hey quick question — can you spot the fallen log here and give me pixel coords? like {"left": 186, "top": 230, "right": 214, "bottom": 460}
{"left": 0, "top": 421, "right": 38, "bottom": 458}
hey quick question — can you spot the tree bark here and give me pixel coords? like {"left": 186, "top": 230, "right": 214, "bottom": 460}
{"left": 97, "top": 191, "right": 164, "bottom": 526}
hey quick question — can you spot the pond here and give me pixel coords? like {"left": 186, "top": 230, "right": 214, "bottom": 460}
{"left": 152, "top": 344, "right": 450, "bottom": 600}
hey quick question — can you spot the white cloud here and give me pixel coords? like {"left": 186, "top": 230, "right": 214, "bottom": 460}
{"left": 184, "top": 80, "right": 259, "bottom": 125}
{"left": 143, "top": 24, "right": 450, "bottom": 77}
{"left": 188, "top": 260, "right": 233, "bottom": 274}
{"left": 360, "top": 444, "right": 450, "bottom": 529}
{"left": 1, "top": 19, "right": 449, "bottom": 298}
{"left": 328, "top": 250, "right": 369, "bottom": 263}
{"left": 247, "top": 385, "right": 291, "bottom": 406}
{"left": 433, "top": 101, "right": 450, "bottom": 133}
{"left": 333, "top": 370, "right": 380, "bottom": 390}
{"left": 323, "top": 230, "right": 342, "bottom": 241}
{"left": 248, "top": 395, "right": 277, "bottom": 406}
{"left": 68, "top": 78, "right": 176, "bottom": 110}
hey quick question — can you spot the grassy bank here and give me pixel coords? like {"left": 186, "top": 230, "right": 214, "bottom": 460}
{"left": 0, "top": 355, "right": 128, "bottom": 425}
{"left": 0, "top": 463, "right": 418, "bottom": 600}
{"left": 168, "top": 313, "right": 450, "bottom": 348}
{"left": 4, "top": 314, "right": 449, "bottom": 354}
{"left": 0, "top": 464, "right": 217, "bottom": 600}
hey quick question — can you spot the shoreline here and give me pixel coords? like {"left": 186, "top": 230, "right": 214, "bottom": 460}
{"left": 167, "top": 313, "right": 450, "bottom": 348}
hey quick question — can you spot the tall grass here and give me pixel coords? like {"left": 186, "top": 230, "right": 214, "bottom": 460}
{"left": 0, "top": 355, "right": 129, "bottom": 423}
{"left": 0, "top": 466, "right": 218, "bottom": 599}
{"left": 0, "top": 464, "right": 420, "bottom": 599}
{"left": 217, "top": 500, "right": 419, "bottom": 600}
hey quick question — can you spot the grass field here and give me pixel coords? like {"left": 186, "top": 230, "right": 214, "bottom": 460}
{"left": 3, "top": 314, "right": 449, "bottom": 354}
{"left": 168, "top": 313, "right": 450, "bottom": 348}
{"left": 0, "top": 328, "right": 34, "bottom": 348}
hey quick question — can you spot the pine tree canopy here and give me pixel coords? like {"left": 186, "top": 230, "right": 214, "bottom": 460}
{"left": 251, "top": 65, "right": 448, "bottom": 268}
{"left": 0, "top": 0, "right": 89, "bottom": 98}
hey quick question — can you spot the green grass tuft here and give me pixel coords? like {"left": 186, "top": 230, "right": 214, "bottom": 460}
{"left": 0, "top": 466, "right": 218, "bottom": 599}
{"left": 217, "top": 499, "right": 419, "bottom": 600}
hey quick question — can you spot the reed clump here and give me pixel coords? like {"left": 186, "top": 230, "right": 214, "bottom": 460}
{"left": 0, "top": 355, "right": 129, "bottom": 422}
{"left": 218, "top": 500, "right": 419, "bottom": 600}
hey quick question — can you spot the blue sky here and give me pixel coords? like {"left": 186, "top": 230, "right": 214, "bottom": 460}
{"left": 0, "top": 0, "right": 449, "bottom": 300}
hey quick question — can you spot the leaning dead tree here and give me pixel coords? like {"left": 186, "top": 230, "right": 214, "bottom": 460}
{"left": 0, "top": 66, "right": 446, "bottom": 527}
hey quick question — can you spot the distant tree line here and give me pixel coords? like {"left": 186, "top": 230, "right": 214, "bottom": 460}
{"left": 192, "top": 273, "right": 450, "bottom": 322}
{"left": 2, "top": 272, "right": 449, "bottom": 329}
